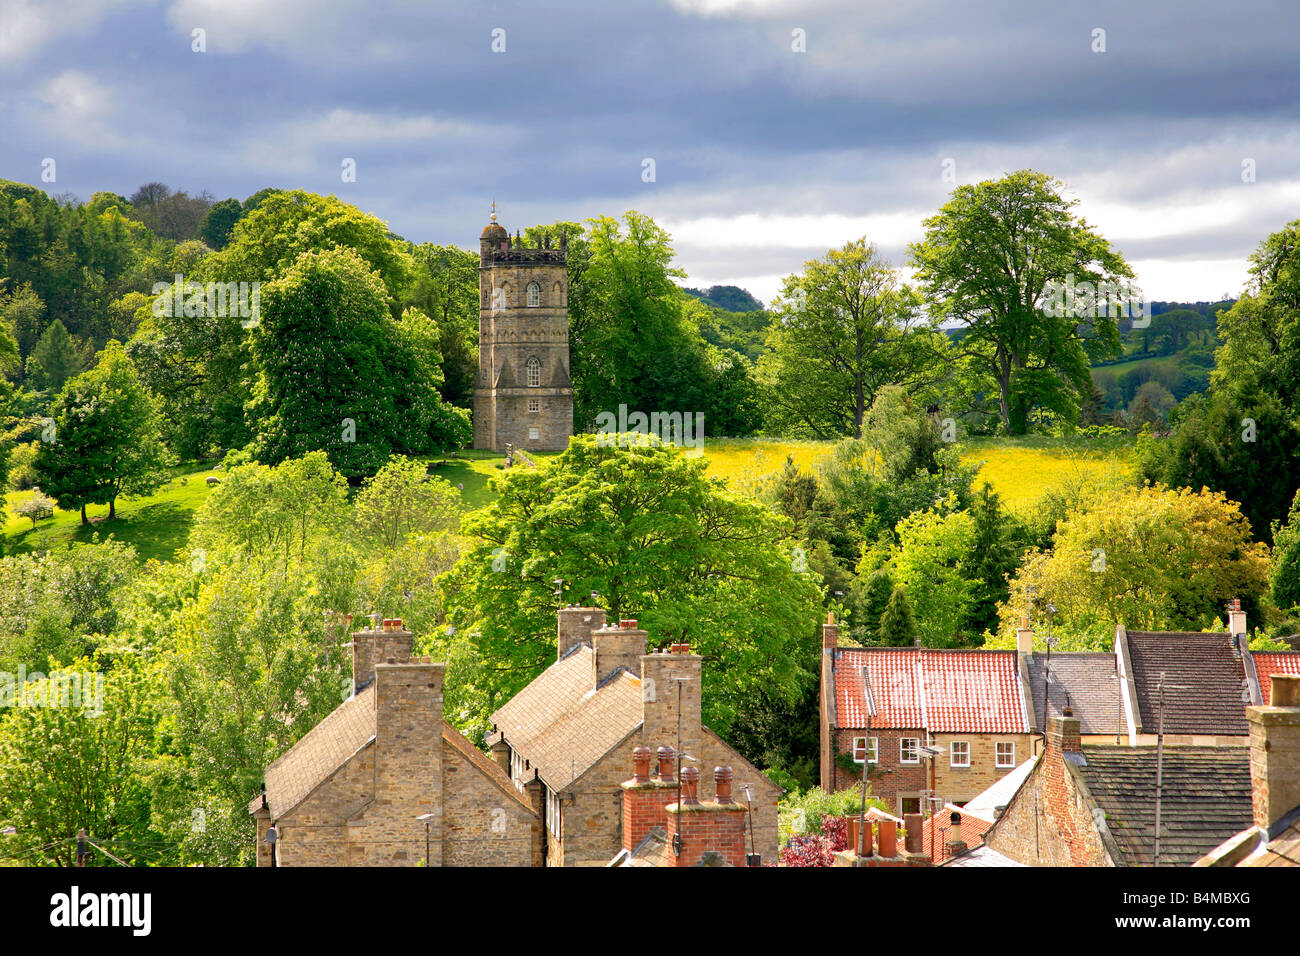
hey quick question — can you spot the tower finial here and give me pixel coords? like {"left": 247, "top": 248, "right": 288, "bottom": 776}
{"left": 490, "top": 199, "right": 497, "bottom": 223}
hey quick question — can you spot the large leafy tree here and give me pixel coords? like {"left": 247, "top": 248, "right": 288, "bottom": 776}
{"left": 759, "top": 239, "right": 949, "bottom": 439}
{"left": 992, "top": 484, "right": 1271, "bottom": 649}
{"left": 35, "top": 341, "right": 170, "bottom": 524}
{"left": 248, "top": 248, "right": 470, "bottom": 477}
{"left": 404, "top": 243, "right": 479, "bottom": 406}
{"left": 1273, "top": 489, "right": 1300, "bottom": 614}
{"left": 441, "top": 435, "right": 824, "bottom": 733}
{"left": 911, "top": 170, "right": 1133, "bottom": 434}
{"left": 889, "top": 506, "right": 978, "bottom": 647}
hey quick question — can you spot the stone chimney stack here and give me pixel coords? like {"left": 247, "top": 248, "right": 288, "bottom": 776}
{"left": 665, "top": 766, "right": 748, "bottom": 867}
{"left": 558, "top": 606, "right": 606, "bottom": 660}
{"left": 1226, "top": 598, "right": 1248, "bottom": 638}
{"left": 1015, "top": 616, "right": 1034, "bottom": 655}
{"left": 1247, "top": 674, "right": 1300, "bottom": 831}
{"left": 822, "top": 611, "right": 839, "bottom": 651}
{"left": 351, "top": 619, "right": 414, "bottom": 695}
{"left": 640, "top": 644, "right": 703, "bottom": 762}
{"left": 372, "top": 655, "right": 445, "bottom": 866}
{"left": 592, "top": 619, "right": 645, "bottom": 687}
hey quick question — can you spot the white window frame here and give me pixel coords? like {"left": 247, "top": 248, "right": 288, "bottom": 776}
{"left": 528, "top": 426, "right": 540, "bottom": 440}
{"left": 949, "top": 740, "right": 971, "bottom": 768}
{"left": 996, "top": 741, "right": 1015, "bottom": 768}
{"left": 900, "top": 738, "right": 920, "bottom": 764}
{"left": 851, "top": 736, "right": 878, "bottom": 764}
{"left": 526, "top": 282, "right": 540, "bottom": 307}
{"left": 526, "top": 356, "right": 541, "bottom": 387}
{"left": 509, "top": 750, "right": 525, "bottom": 792}
{"left": 545, "top": 788, "right": 561, "bottom": 838}
{"left": 527, "top": 399, "right": 540, "bottom": 413}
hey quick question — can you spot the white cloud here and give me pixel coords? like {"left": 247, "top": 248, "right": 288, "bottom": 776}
{"left": 0, "top": 0, "right": 146, "bottom": 67}
{"left": 34, "top": 70, "right": 122, "bottom": 146}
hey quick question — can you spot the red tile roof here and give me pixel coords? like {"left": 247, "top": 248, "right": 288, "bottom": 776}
{"left": 833, "top": 648, "right": 1028, "bottom": 734}
{"left": 1253, "top": 652, "right": 1300, "bottom": 707}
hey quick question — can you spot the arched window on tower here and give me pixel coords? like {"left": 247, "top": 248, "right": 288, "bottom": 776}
{"left": 526, "top": 356, "right": 541, "bottom": 387}
{"left": 526, "top": 282, "right": 540, "bottom": 307}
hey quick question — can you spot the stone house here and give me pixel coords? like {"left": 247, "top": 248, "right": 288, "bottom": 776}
{"left": 249, "top": 620, "right": 539, "bottom": 867}
{"left": 486, "top": 607, "right": 783, "bottom": 866}
{"left": 819, "top": 616, "right": 1034, "bottom": 814}
{"left": 1196, "top": 674, "right": 1300, "bottom": 867}
{"left": 981, "top": 711, "right": 1253, "bottom": 866}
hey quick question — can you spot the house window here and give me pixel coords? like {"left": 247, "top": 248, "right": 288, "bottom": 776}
{"left": 950, "top": 741, "right": 971, "bottom": 767}
{"left": 545, "top": 788, "right": 561, "bottom": 838}
{"left": 851, "top": 736, "right": 878, "bottom": 764}
{"left": 526, "top": 282, "right": 540, "bottom": 307}
{"left": 526, "top": 356, "right": 541, "bottom": 387}
{"left": 996, "top": 741, "right": 1015, "bottom": 768}
{"left": 899, "top": 796, "right": 921, "bottom": 816}
{"left": 528, "top": 427, "right": 540, "bottom": 440}
{"left": 509, "top": 749, "right": 525, "bottom": 792}
{"left": 900, "top": 738, "right": 920, "bottom": 764}
{"left": 528, "top": 399, "right": 540, "bottom": 413}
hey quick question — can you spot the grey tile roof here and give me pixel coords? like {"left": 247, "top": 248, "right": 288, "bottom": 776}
{"left": 1125, "top": 631, "right": 1250, "bottom": 735}
{"left": 1078, "top": 746, "right": 1253, "bottom": 866}
{"left": 1026, "top": 652, "right": 1123, "bottom": 735}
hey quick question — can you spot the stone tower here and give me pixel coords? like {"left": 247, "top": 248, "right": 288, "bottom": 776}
{"left": 473, "top": 209, "right": 574, "bottom": 452}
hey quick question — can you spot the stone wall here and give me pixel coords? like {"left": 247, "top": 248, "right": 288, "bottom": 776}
{"left": 932, "top": 732, "right": 1033, "bottom": 805}
{"left": 441, "top": 744, "right": 538, "bottom": 867}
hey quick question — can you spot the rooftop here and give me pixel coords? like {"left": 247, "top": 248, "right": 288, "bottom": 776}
{"left": 1125, "top": 631, "right": 1251, "bottom": 735}
{"left": 1026, "top": 652, "right": 1123, "bottom": 736}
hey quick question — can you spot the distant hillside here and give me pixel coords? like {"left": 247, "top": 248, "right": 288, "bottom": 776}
{"left": 684, "top": 284, "right": 765, "bottom": 313}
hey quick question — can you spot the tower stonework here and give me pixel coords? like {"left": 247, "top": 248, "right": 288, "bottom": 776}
{"left": 473, "top": 212, "right": 574, "bottom": 452}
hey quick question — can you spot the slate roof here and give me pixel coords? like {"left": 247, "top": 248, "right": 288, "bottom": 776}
{"left": 261, "top": 681, "right": 531, "bottom": 820}
{"left": 833, "top": 648, "right": 1028, "bottom": 733}
{"left": 943, "top": 845, "right": 1025, "bottom": 867}
{"left": 264, "top": 683, "right": 377, "bottom": 819}
{"left": 1077, "top": 746, "right": 1253, "bottom": 866}
{"left": 1253, "top": 652, "right": 1300, "bottom": 708}
{"left": 488, "top": 644, "right": 644, "bottom": 792}
{"left": 1241, "top": 809, "right": 1300, "bottom": 867}
{"left": 1125, "top": 631, "right": 1250, "bottom": 735}
{"left": 1026, "top": 653, "right": 1123, "bottom": 735}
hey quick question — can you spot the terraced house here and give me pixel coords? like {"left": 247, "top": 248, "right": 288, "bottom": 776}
{"left": 486, "top": 607, "right": 782, "bottom": 866}
{"left": 819, "top": 615, "right": 1035, "bottom": 814}
{"left": 249, "top": 620, "right": 539, "bottom": 867}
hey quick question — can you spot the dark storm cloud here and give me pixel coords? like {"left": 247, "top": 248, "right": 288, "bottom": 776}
{"left": 2, "top": 0, "right": 1296, "bottom": 301}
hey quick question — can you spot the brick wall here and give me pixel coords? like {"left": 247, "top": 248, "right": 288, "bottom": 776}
{"left": 984, "top": 716, "right": 1112, "bottom": 866}
{"left": 666, "top": 803, "right": 748, "bottom": 867}
{"left": 829, "top": 727, "right": 928, "bottom": 813}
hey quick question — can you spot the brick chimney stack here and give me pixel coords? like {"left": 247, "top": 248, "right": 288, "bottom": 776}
{"left": 823, "top": 611, "right": 839, "bottom": 651}
{"left": 665, "top": 765, "right": 748, "bottom": 866}
{"left": 1247, "top": 674, "right": 1300, "bottom": 831}
{"left": 558, "top": 606, "right": 606, "bottom": 660}
{"left": 621, "top": 746, "right": 678, "bottom": 853}
{"left": 350, "top": 619, "right": 414, "bottom": 695}
{"left": 1045, "top": 712, "right": 1082, "bottom": 756}
{"left": 592, "top": 619, "right": 646, "bottom": 687}
{"left": 640, "top": 645, "right": 703, "bottom": 761}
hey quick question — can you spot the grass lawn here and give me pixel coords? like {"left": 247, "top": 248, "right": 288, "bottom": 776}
{"left": 3, "top": 463, "right": 222, "bottom": 563}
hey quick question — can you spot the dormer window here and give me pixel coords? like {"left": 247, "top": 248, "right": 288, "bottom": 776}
{"left": 526, "top": 282, "right": 540, "bottom": 307}
{"left": 526, "top": 356, "right": 541, "bottom": 387}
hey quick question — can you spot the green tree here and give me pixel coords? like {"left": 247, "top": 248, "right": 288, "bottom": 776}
{"left": 24, "top": 319, "right": 83, "bottom": 392}
{"left": 890, "top": 506, "right": 978, "bottom": 647}
{"left": 994, "top": 485, "right": 1272, "bottom": 648}
{"left": 877, "top": 586, "right": 917, "bottom": 646}
{"left": 352, "top": 455, "right": 460, "bottom": 551}
{"left": 197, "top": 197, "right": 243, "bottom": 250}
{"left": 35, "top": 342, "right": 170, "bottom": 524}
{"left": 405, "top": 243, "right": 479, "bottom": 406}
{"left": 1272, "top": 489, "right": 1300, "bottom": 612}
{"left": 760, "top": 240, "right": 949, "bottom": 439}
{"left": 910, "top": 170, "right": 1134, "bottom": 434}
{"left": 441, "top": 435, "right": 824, "bottom": 733}
{"left": 248, "top": 248, "right": 469, "bottom": 477}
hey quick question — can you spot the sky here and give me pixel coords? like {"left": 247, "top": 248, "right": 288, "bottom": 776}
{"left": 3, "top": 0, "right": 1298, "bottom": 306}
